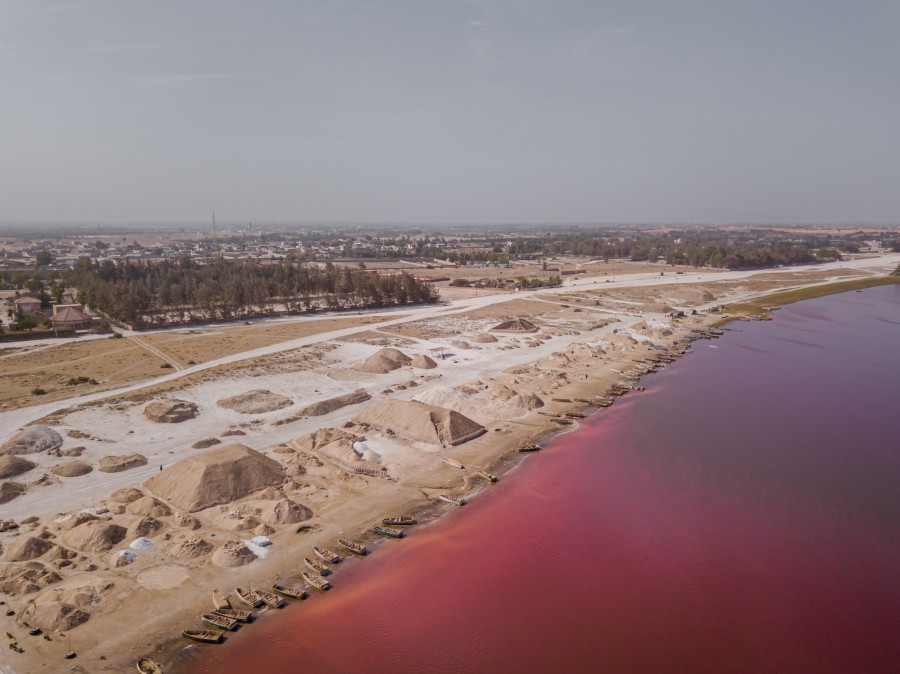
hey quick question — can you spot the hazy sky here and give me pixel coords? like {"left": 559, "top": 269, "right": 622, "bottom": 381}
{"left": 1, "top": 0, "right": 898, "bottom": 225}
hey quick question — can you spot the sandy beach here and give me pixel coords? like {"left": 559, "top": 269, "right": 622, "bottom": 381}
{"left": 1, "top": 253, "right": 898, "bottom": 674}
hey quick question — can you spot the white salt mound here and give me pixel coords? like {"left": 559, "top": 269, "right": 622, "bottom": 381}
{"left": 129, "top": 537, "right": 154, "bottom": 550}
{"left": 245, "top": 540, "right": 270, "bottom": 558}
{"left": 251, "top": 535, "right": 272, "bottom": 547}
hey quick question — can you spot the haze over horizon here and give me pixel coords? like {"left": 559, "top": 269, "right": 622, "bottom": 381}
{"left": 2, "top": 1, "right": 898, "bottom": 226}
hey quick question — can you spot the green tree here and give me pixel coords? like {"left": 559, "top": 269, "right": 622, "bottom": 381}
{"left": 35, "top": 250, "right": 53, "bottom": 267}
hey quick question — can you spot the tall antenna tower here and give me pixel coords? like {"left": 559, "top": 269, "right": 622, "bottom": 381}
{"left": 212, "top": 211, "right": 217, "bottom": 239}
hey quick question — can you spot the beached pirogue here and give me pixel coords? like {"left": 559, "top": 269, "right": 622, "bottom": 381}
{"left": 201, "top": 613, "right": 238, "bottom": 631}
{"left": 254, "top": 588, "right": 286, "bottom": 608}
{"left": 272, "top": 583, "right": 308, "bottom": 600}
{"left": 181, "top": 630, "right": 224, "bottom": 644}
{"left": 304, "top": 556, "right": 331, "bottom": 576}
{"left": 302, "top": 571, "right": 332, "bottom": 591}
{"left": 212, "top": 589, "right": 231, "bottom": 611}
{"left": 234, "top": 587, "right": 264, "bottom": 608}
{"left": 313, "top": 545, "right": 341, "bottom": 563}
{"left": 137, "top": 658, "right": 164, "bottom": 674}
{"left": 213, "top": 608, "right": 252, "bottom": 622}
{"left": 338, "top": 538, "right": 368, "bottom": 555}
{"left": 518, "top": 444, "right": 542, "bottom": 452}
{"left": 475, "top": 469, "right": 498, "bottom": 483}
{"left": 372, "top": 525, "right": 404, "bottom": 538}
{"left": 439, "top": 494, "right": 466, "bottom": 506}
{"left": 382, "top": 516, "right": 416, "bottom": 526}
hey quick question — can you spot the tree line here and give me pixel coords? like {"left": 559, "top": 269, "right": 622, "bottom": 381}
{"left": 66, "top": 256, "right": 439, "bottom": 327}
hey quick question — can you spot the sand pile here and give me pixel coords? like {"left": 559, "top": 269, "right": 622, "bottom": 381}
{"left": 109, "top": 487, "right": 144, "bottom": 504}
{"left": 229, "top": 497, "right": 313, "bottom": 526}
{"left": 0, "top": 481, "right": 25, "bottom": 503}
{"left": 126, "top": 496, "right": 172, "bottom": 517}
{"left": 166, "top": 537, "right": 213, "bottom": 560}
{"left": 218, "top": 389, "right": 293, "bottom": 414}
{"left": 110, "top": 550, "right": 137, "bottom": 567}
{"left": 259, "top": 498, "right": 312, "bottom": 525}
{"left": 143, "top": 399, "right": 199, "bottom": 423}
{"left": 665, "top": 286, "right": 716, "bottom": 304}
{"left": 30, "top": 577, "right": 113, "bottom": 632}
{"left": 490, "top": 318, "right": 538, "bottom": 333}
{"left": 192, "top": 437, "right": 221, "bottom": 449}
{"left": 98, "top": 453, "right": 147, "bottom": 473}
{"left": 414, "top": 385, "right": 544, "bottom": 425}
{"left": 5, "top": 536, "right": 55, "bottom": 562}
{"left": 0, "top": 560, "right": 63, "bottom": 595}
{"left": 57, "top": 511, "right": 98, "bottom": 530}
{"left": 471, "top": 333, "right": 498, "bottom": 343}
{"left": 51, "top": 461, "right": 93, "bottom": 477}
{"left": 62, "top": 521, "right": 127, "bottom": 553}
{"left": 212, "top": 539, "right": 257, "bottom": 568}
{"left": 637, "top": 302, "right": 674, "bottom": 314}
{"left": 630, "top": 319, "right": 674, "bottom": 339}
{"left": 1, "top": 425, "right": 63, "bottom": 455}
{"left": 143, "top": 444, "right": 285, "bottom": 512}
{"left": 296, "top": 389, "right": 371, "bottom": 416}
{"left": 353, "top": 400, "right": 485, "bottom": 447}
{"left": 599, "top": 332, "right": 638, "bottom": 351}
{"left": 128, "top": 517, "right": 163, "bottom": 538}
{"left": 354, "top": 347, "right": 412, "bottom": 374}
{"left": 291, "top": 428, "right": 381, "bottom": 470}
{"left": 173, "top": 513, "right": 201, "bottom": 530}
{"left": 410, "top": 354, "right": 438, "bottom": 369}
{"left": 0, "top": 455, "right": 36, "bottom": 479}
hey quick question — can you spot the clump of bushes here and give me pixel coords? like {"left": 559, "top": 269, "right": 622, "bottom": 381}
{"left": 67, "top": 376, "right": 98, "bottom": 386}
{"left": 31, "top": 387, "right": 47, "bottom": 395}
{"left": 160, "top": 363, "right": 173, "bottom": 369}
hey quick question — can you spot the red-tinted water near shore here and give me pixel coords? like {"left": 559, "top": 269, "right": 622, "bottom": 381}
{"left": 177, "top": 285, "right": 900, "bottom": 674}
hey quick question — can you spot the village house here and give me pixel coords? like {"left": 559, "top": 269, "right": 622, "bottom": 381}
{"left": 13, "top": 296, "right": 42, "bottom": 314}
{"left": 50, "top": 304, "right": 94, "bottom": 331}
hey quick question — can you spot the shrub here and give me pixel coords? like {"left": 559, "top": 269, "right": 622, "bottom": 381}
{"left": 160, "top": 363, "right": 173, "bottom": 369}
{"left": 31, "top": 388, "right": 47, "bottom": 395}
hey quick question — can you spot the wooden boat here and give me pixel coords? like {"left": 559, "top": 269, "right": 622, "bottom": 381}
{"left": 382, "top": 516, "right": 416, "bottom": 526}
{"left": 234, "top": 587, "right": 264, "bottom": 608}
{"left": 372, "top": 525, "right": 404, "bottom": 538}
{"left": 253, "top": 588, "right": 286, "bottom": 608}
{"left": 136, "top": 658, "right": 163, "bottom": 674}
{"left": 304, "top": 556, "right": 331, "bottom": 576}
{"left": 442, "top": 457, "right": 465, "bottom": 469}
{"left": 302, "top": 571, "right": 331, "bottom": 591}
{"left": 551, "top": 418, "right": 573, "bottom": 425}
{"left": 439, "top": 494, "right": 466, "bottom": 506}
{"left": 518, "top": 444, "right": 541, "bottom": 452}
{"left": 182, "top": 630, "right": 223, "bottom": 644}
{"left": 338, "top": 538, "right": 367, "bottom": 555}
{"left": 200, "top": 613, "right": 238, "bottom": 631}
{"left": 475, "top": 469, "right": 498, "bottom": 483}
{"left": 313, "top": 545, "right": 341, "bottom": 563}
{"left": 272, "top": 584, "right": 307, "bottom": 600}
{"left": 565, "top": 412, "right": 586, "bottom": 419}
{"left": 212, "top": 589, "right": 231, "bottom": 611}
{"left": 213, "top": 608, "right": 252, "bottom": 622}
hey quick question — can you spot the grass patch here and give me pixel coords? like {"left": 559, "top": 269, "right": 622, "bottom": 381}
{"left": 753, "top": 275, "right": 900, "bottom": 306}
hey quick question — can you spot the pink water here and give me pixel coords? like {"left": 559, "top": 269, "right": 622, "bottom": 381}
{"left": 177, "top": 285, "right": 900, "bottom": 674}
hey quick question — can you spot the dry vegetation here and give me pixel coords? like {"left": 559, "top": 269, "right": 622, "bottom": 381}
{"left": 0, "top": 314, "right": 394, "bottom": 412}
